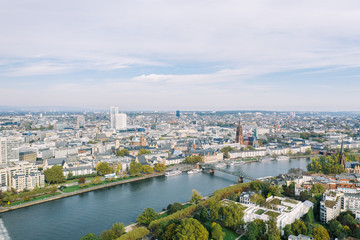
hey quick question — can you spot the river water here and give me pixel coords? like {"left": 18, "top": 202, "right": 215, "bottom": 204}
{"left": 0, "top": 158, "right": 310, "bottom": 240}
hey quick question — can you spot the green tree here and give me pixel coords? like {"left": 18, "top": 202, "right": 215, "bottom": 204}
{"left": 137, "top": 208, "right": 160, "bottom": 226}
{"left": 138, "top": 149, "right": 151, "bottom": 155}
{"left": 267, "top": 218, "right": 281, "bottom": 240}
{"left": 219, "top": 202, "right": 244, "bottom": 230}
{"left": 199, "top": 206, "right": 208, "bottom": 222}
{"left": 129, "top": 161, "right": 144, "bottom": 176}
{"left": 183, "top": 156, "right": 203, "bottom": 164}
{"left": 250, "top": 193, "right": 265, "bottom": 205}
{"left": 44, "top": 165, "right": 65, "bottom": 184}
{"left": 175, "top": 218, "right": 209, "bottom": 240}
{"left": 143, "top": 165, "right": 154, "bottom": 174}
{"left": 108, "top": 222, "right": 125, "bottom": 239}
{"left": 307, "top": 156, "right": 345, "bottom": 174}
{"left": 209, "top": 198, "right": 222, "bottom": 220}
{"left": 167, "top": 202, "right": 184, "bottom": 214}
{"left": 67, "top": 171, "right": 74, "bottom": 179}
{"left": 313, "top": 225, "right": 330, "bottom": 240}
{"left": 220, "top": 146, "right": 235, "bottom": 159}
{"left": 80, "top": 233, "right": 100, "bottom": 240}
{"left": 190, "top": 189, "right": 202, "bottom": 204}
{"left": 154, "top": 163, "right": 166, "bottom": 172}
{"left": 283, "top": 225, "right": 293, "bottom": 240}
{"left": 117, "top": 227, "right": 150, "bottom": 240}
{"left": 164, "top": 222, "right": 179, "bottom": 240}
{"left": 291, "top": 219, "right": 307, "bottom": 236}
{"left": 305, "top": 149, "right": 312, "bottom": 155}
{"left": 96, "top": 162, "right": 112, "bottom": 176}
{"left": 116, "top": 149, "right": 129, "bottom": 157}
{"left": 250, "top": 181, "right": 265, "bottom": 192}
{"left": 310, "top": 184, "right": 326, "bottom": 196}
{"left": 305, "top": 207, "right": 314, "bottom": 223}
{"left": 99, "top": 230, "right": 112, "bottom": 240}
{"left": 246, "top": 221, "right": 259, "bottom": 240}
{"left": 211, "top": 222, "right": 225, "bottom": 240}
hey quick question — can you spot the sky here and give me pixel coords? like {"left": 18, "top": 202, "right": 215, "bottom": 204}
{"left": 0, "top": 0, "right": 360, "bottom": 111}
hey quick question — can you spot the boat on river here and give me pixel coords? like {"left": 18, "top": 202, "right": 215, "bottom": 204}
{"left": 276, "top": 156, "right": 290, "bottom": 161}
{"left": 187, "top": 169, "right": 202, "bottom": 175}
{"left": 259, "top": 156, "right": 275, "bottom": 162}
{"left": 165, "top": 170, "right": 182, "bottom": 177}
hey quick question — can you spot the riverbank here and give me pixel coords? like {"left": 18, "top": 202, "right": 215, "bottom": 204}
{"left": 0, "top": 172, "right": 165, "bottom": 213}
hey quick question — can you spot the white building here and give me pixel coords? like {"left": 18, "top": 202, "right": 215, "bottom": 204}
{"left": 320, "top": 191, "right": 342, "bottom": 223}
{"left": 0, "top": 137, "right": 20, "bottom": 164}
{"left": 114, "top": 113, "right": 127, "bottom": 130}
{"left": 0, "top": 161, "right": 45, "bottom": 192}
{"left": 239, "top": 191, "right": 256, "bottom": 205}
{"left": 239, "top": 196, "right": 313, "bottom": 232}
{"left": 110, "top": 106, "right": 119, "bottom": 129}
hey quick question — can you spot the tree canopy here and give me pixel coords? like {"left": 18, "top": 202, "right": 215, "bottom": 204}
{"left": 137, "top": 208, "right": 160, "bottom": 226}
{"left": 116, "top": 149, "right": 129, "bottom": 157}
{"left": 129, "top": 161, "right": 144, "bottom": 175}
{"left": 44, "top": 165, "right": 65, "bottom": 184}
{"left": 174, "top": 218, "right": 209, "bottom": 240}
{"left": 183, "top": 156, "right": 203, "bottom": 164}
{"left": 96, "top": 162, "right": 112, "bottom": 176}
{"left": 211, "top": 222, "right": 225, "bottom": 240}
{"left": 190, "top": 189, "right": 202, "bottom": 205}
{"left": 154, "top": 163, "right": 166, "bottom": 172}
{"left": 307, "top": 156, "right": 345, "bottom": 174}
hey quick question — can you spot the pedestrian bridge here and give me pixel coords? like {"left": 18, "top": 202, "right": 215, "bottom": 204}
{"left": 199, "top": 163, "right": 257, "bottom": 182}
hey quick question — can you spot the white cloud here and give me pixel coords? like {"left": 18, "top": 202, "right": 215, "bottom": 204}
{"left": 0, "top": 0, "right": 360, "bottom": 109}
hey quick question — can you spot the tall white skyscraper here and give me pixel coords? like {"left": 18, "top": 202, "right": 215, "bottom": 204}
{"left": 110, "top": 106, "right": 119, "bottom": 129}
{"left": 115, "top": 113, "right": 127, "bottom": 130}
{"left": 109, "top": 106, "right": 127, "bottom": 130}
{"left": 0, "top": 137, "right": 20, "bottom": 164}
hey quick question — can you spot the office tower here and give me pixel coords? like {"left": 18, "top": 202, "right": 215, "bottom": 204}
{"left": 115, "top": 113, "right": 127, "bottom": 130}
{"left": 0, "top": 137, "right": 20, "bottom": 164}
{"left": 176, "top": 110, "right": 180, "bottom": 118}
{"left": 110, "top": 106, "right": 119, "bottom": 129}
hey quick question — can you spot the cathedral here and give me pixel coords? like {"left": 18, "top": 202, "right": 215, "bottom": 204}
{"left": 235, "top": 121, "right": 244, "bottom": 145}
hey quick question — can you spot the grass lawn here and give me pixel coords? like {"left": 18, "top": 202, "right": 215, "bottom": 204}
{"left": 255, "top": 209, "right": 265, "bottom": 215}
{"left": 65, "top": 176, "right": 97, "bottom": 184}
{"left": 283, "top": 199, "right": 298, "bottom": 204}
{"left": 7, "top": 192, "right": 62, "bottom": 206}
{"left": 265, "top": 210, "right": 281, "bottom": 218}
{"left": 203, "top": 220, "right": 240, "bottom": 240}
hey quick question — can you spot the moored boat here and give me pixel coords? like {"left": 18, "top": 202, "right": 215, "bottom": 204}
{"left": 165, "top": 170, "right": 182, "bottom": 176}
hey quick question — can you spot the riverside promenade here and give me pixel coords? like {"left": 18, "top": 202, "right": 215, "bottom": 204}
{"left": 0, "top": 172, "right": 165, "bottom": 213}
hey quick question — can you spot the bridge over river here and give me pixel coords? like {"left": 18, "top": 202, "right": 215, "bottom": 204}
{"left": 200, "top": 163, "right": 258, "bottom": 182}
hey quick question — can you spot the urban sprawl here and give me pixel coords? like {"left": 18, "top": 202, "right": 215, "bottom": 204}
{"left": 1, "top": 108, "right": 360, "bottom": 240}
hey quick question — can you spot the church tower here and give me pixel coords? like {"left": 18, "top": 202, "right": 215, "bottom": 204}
{"left": 339, "top": 139, "right": 346, "bottom": 166}
{"left": 235, "top": 120, "right": 244, "bottom": 145}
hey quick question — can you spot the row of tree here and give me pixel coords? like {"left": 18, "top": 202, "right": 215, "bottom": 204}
{"left": 43, "top": 161, "right": 167, "bottom": 184}
{"left": 307, "top": 155, "right": 345, "bottom": 174}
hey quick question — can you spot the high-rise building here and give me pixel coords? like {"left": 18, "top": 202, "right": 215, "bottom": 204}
{"left": 235, "top": 121, "right": 244, "bottom": 145}
{"left": 76, "top": 115, "right": 85, "bottom": 128}
{"left": 176, "top": 110, "right": 180, "bottom": 118}
{"left": 114, "top": 113, "right": 127, "bottom": 130}
{"left": 0, "top": 137, "right": 20, "bottom": 164}
{"left": 110, "top": 106, "right": 119, "bottom": 129}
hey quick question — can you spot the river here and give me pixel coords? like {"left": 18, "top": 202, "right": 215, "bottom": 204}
{"left": 0, "top": 157, "right": 310, "bottom": 240}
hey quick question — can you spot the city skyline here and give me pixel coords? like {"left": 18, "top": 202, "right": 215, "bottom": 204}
{"left": 1, "top": 1, "right": 360, "bottom": 111}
